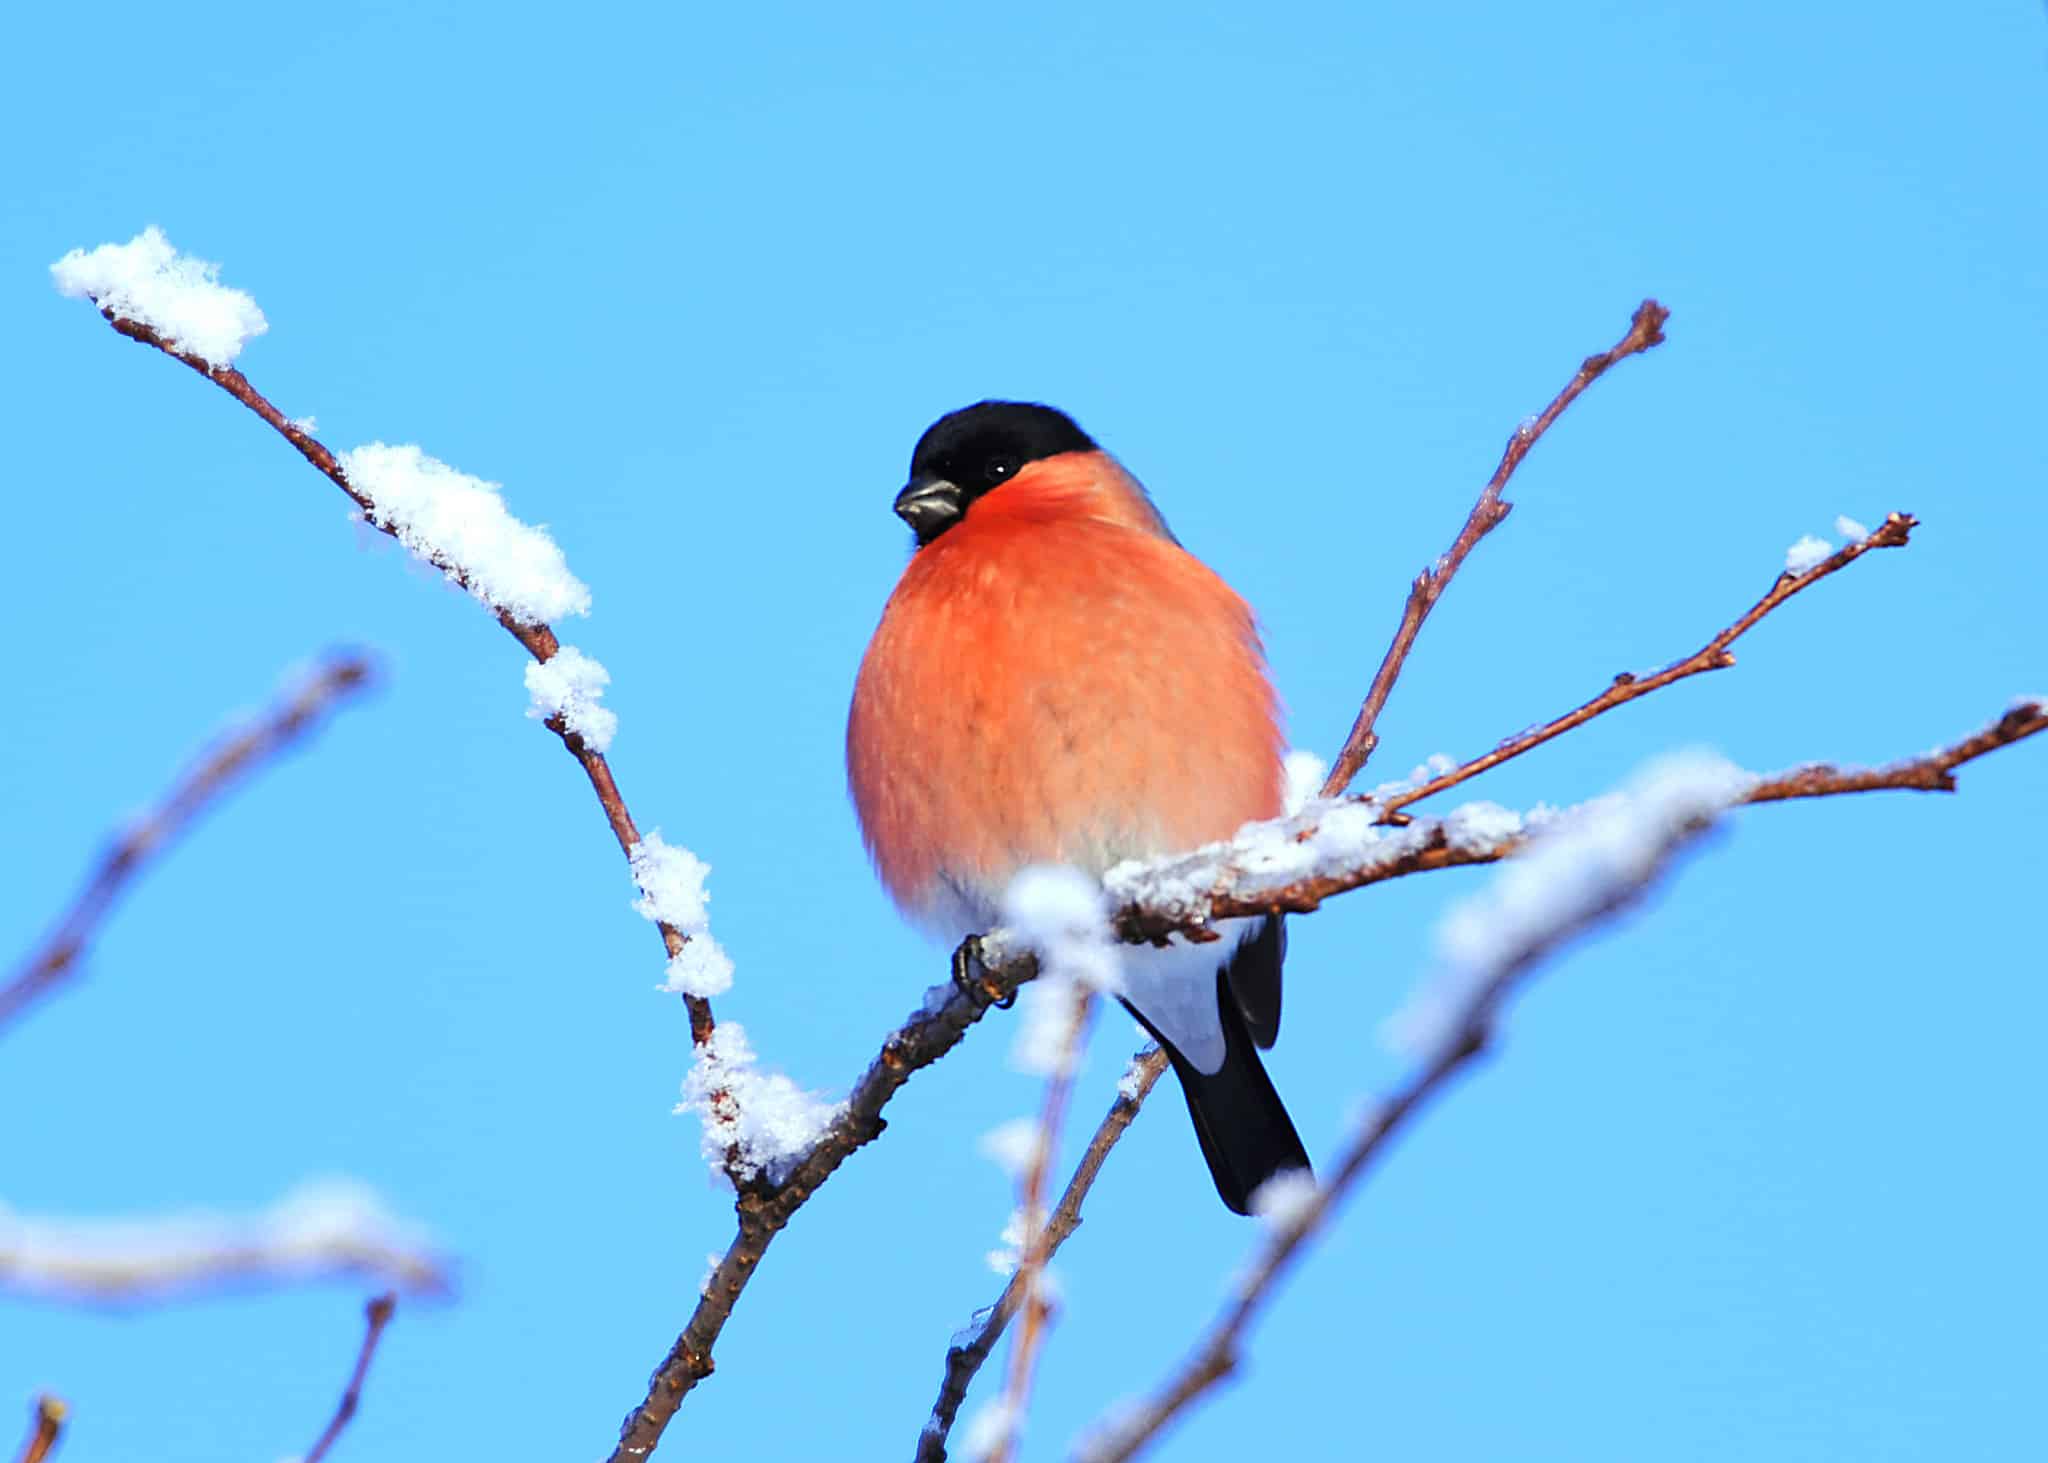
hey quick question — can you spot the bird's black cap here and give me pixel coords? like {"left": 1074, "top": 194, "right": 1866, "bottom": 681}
{"left": 895, "top": 401, "right": 1098, "bottom": 545}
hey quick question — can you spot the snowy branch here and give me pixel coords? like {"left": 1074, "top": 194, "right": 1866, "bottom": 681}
{"left": 1075, "top": 756, "right": 1745, "bottom": 1463}
{"left": 1321, "top": 299, "right": 1670, "bottom": 796}
{"left": 300, "top": 1293, "right": 398, "bottom": 1463}
{"left": 0, "top": 653, "right": 375, "bottom": 1035}
{"left": 76, "top": 289, "right": 720, "bottom": 1049}
{"left": 1113, "top": 698, "right": 2044, "bottom": 941}
{"left": 0, "top": 1181, "right": 449, "bottom": 1306}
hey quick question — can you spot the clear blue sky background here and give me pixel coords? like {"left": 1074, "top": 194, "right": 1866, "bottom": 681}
{"left": 4, "top": 4, "right": 2043, "bottom": 1459}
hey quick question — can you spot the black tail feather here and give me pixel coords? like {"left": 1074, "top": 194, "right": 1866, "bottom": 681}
{"left": 1124, "top": 927, "right": 1310, "bottom": 1214}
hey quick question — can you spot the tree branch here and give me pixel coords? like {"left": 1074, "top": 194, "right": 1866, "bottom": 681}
{"left": 301, "top": 1293, "right": 398, "bottom": 1463}
{"left": 1321, "top": 300, "right": 1670, "bottom": 796}
{"left": 1079, "top": 785, "right": 1733, "bottom": 1462}
{"left": 916, "top": 1045, "right": 1170, "bottom": 1462}
{"left": 10, "top": 1397, "right": 64, "bottom": 1463}
{"left": 93, "top": 313, "right": 719, "bottom": 1049}
{"left": 0, "top": 653, "right": 375, "bottom": 1036}
{"left": 1375, "top": 512, "right": 1918, "bottom": 822}
{"left": 0, "top": 1181, "right": 449, "bottom": 1305}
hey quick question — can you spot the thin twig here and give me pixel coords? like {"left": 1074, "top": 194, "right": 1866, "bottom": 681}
{"left": 94, "top": 314, "right": 717, "bottom": 1050}
{"left": 1321, "top": 300, "right": 1671, "bottom": 796}
{"left": 0, "top": 653, "right": 375, "bottom": 1035}
{"left": 302, "top": 1294, "right": 398, "bottom": 1463}
{"left": 11, "top": 1397, "right": 65, "bottom": 1463}
{"left": 1376, "top": 513, "right": 1918, "bottom": 822}
{"left": 986, "top": 987, "right": 1098, "bottom": 1463}
{"left": 918, "top": 1046, "right": 1170, "bottom": 1462}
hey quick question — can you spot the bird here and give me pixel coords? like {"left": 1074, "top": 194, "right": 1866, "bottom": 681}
{"left": 846, "top": 400, "right": 1311, "bottom": 1214}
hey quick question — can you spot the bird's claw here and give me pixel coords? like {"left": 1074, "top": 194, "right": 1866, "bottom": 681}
{"left": 951, "top": 935, "right": 1014, "bottom": 1009}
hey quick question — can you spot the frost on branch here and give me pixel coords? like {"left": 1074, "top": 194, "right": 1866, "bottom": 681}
{"left": 336, "top": 443, "right": 592, "bottom": 624}
{"left": 629, "top": 832, "right": 735, "bottom": 998}
{"left": 1384, "top": 749, "right": 1756, "bottom": 1057}
{"left": 1785, "top": 534, "right": 1834, "bottom": 575}
{"left": 1248, "top": 1169, "right": 1320, "bottom": 1232}
{"left": 0, "top": 1179, "right": 447, "bottom": 1303}
{"left": 997, "top": 866, "right": 1118, "bottom": 1077}
{"left": 51, "top": 227, "right": 267, "bottom": 369}
{"left": 525, "top": 645, "right": 618, "bottom": 752}
{"left": 676, "top": 1023, "right": 841, "bottom": 1186}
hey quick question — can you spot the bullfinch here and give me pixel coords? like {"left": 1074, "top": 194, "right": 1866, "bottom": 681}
{"left": 846, "top": 400, "right": 1311, "bottom": 1214}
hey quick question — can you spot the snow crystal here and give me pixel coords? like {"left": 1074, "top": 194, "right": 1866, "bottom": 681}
{"left": 1248, "top": 1169, "right": 1319, "bottom": 1231}
{"left": 1282, "top": 749, "right": 1329, "bottom": 813}
{"left": 1835, "top": 514, "right": 1870, "bottom": 542}
{"left": 1010, "top": 977, "right": 1089, "bottom": 1078}
{"left": 1443, "top": 800, "right": 1524, "bottom": 854}
{"left": 999, "top": 866, "right": 1120, "bottom": 994}
{"left": 1784, "top": 535, "right": 1833, "bottom": 575}
{"left": 1384, "top": 750, "right": 1755, "bottom": 1057}
{"left": 984, "top": 1207, "right": 1030, "bottom": 1277}
{"left": 629, "top": 833, "right": 712, "bottom": 934}
{"left": 996, "top": 866, "right": 1119, "bottom": 1074}
{"left": 658, "top": 937, "right": 734, "bottom": 998}
{"left": 979, "top": 1118, "right": 1043, "bottom": 1180}
{"left": 337, "top": 442, "right": 591, "bottom": 625}
{"left": 51, "top": 227, "right": 267, "bottom": 369}
{"left": 960, "top": 1400, "right": 1018, "bottom": 1460}
{"left": 675, "top": 1022, "right": 840, "bottom": 1186}
{"left": 1115, "top": 1053, "right": 1150, "bottom": 1101}
{"left": 524, "top": 646, "right": 617, "bottom": 752}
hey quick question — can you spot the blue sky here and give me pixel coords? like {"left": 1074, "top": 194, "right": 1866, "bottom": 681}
{"left": 4, "top": 3, "right": 2044, "bottom": 1459}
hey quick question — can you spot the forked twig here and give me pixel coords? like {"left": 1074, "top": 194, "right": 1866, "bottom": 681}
{"left": 1375, "top": 513, "right": 1918, "bottom": 823}
{"left": 1322, "top": 300, "right": 1671, "bottom": 796}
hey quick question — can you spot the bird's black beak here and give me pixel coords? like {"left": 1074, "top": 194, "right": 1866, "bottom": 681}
{"left": 893, "top": 474, "right": 964, "bottom": 545}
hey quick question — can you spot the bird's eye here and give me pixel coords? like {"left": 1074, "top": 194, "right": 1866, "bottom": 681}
{"left": 985, "top": 455, "right": 1019, "bottom": 483}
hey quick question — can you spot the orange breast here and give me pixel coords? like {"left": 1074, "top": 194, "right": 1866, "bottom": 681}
{"left": 846, "top": 454, "right": 1283, "bottom": 933}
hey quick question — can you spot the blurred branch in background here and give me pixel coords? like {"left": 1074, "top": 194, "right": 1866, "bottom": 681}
{"left": 0, "top": 652, "right": 375, "bottom": 1036}
{"left": 0, "top": 1181, "right": 449, "bottom": 1306}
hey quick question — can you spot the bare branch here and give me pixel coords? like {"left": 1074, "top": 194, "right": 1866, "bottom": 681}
{"left": 10, "top": 1397, "right": 65, "bottom": 1463}
{"left": 917, "top": 1046, "right": 1170, "bottom": 1463}
{"left": 0, "top": 653, "right": 375, "bottom": 1035}
{"left": 1322, "top": 300, "right": 1670, "bottom": 796}
{"left": 92, "top": 313, "right": 719, "bottom": 1049}
{"left": 0, "top": 1181, "right": 450, "bottom": 1305}
{"left": 301, "top": 1294, "right": 398, "bottom": 1463}
{"left": 1376, "top": 513, "right": 1919, "bottom": 822}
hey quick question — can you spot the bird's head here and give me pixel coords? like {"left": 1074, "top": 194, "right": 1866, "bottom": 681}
{"left": 894, "top": 401, "right": 1098, "bottom": 546}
